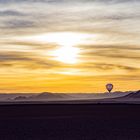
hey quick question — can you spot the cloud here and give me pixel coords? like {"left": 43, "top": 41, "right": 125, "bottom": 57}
{"left": 4, "top": 20, "right": 34, "bottom": 28}
{"left": 0, "top": 52, "right": 56, "bottom": 70}
{"left": 79, "top": 44, "right": 140, "bottom": 60}
{"left": 79, "top": 62, "right": 139, "bottom": 72}
{"left": 0, "top": 0, "right": 139, "bottom": 34}
{"left": 0, "top": 38, "right": 139, "bottom": 75}
{"left": 0, "top": 53, "right": 31, "bottom": 61}
{"left": 0, "top": 0, "right": 139, "bottom": 3}
{"left": 6, "top": 41, "right": 58, "bottom": 50}
{"left": 0, "top": 10, "right": 25, "bottom": 16}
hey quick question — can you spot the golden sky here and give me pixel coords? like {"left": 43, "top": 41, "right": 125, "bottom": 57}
{"left": 0, "top": 0, "right": 140, "bottom": 93}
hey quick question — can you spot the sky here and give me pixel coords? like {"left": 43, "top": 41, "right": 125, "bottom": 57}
{"left": 0, "top": 0, "right": 140, "bottom": 93}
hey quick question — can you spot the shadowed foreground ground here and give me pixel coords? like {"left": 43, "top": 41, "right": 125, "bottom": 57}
{"left": 0, "top": 104, "right": 140, "bottom": 140}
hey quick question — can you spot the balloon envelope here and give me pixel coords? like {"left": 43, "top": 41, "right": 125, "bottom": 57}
{"left": 106, "top": 83, "right": 113, "bottom": 92}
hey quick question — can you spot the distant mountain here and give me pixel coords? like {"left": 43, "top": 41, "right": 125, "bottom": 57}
{"left": 12, "top": 92, "right": 71, "bottom": 101}
{"left": 100, "top": 90, "right": 140, "bottom": 103}
{"left": 0, "top": 93, "right": 33, "bottom": 101}
{"left": 0, "top": 91, "right": 139, "bottom": 103}
{"left": 33, "top": 92, "right": 64, "bottom": 100}
{"left": 14, "top": 96, "right": 28, "bottom": 101}
{"left": 119, "top": 90, "right": 140, "bottom": 99}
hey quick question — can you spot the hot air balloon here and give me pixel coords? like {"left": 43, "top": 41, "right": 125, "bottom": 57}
{"left": 106, "top": 83, "right": 113, "bottom": 93}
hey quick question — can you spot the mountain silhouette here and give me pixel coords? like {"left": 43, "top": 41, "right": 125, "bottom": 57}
{"left": 121, "top": 90, "right": 140, "bottom": 98}
{"left": 14, "top": 96, "right": 28, "bottom": 100}
{"left": 12, "top": 92, "right": 67, "bottom": 101}
{"left": 34, "top": 92, "right": 64, "bottom": 99}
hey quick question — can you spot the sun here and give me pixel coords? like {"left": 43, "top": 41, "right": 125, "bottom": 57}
{"left": 52, "top": 46, "right": 79, "bottom": 64}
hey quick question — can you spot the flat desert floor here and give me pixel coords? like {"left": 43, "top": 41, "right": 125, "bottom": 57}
{"left": 0, "top": 104, "right": 140, "bottom": 140}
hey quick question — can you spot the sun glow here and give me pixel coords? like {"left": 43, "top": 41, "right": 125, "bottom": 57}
{"left": 43, "top": 32, "right": 90, "bottom": 64}
{"left": 19, "top": 32, "right": 93, "bottom": 64}
{"left": 31, "top": 32, "right": 91, "bottom": 46}
{"left": 47, "top": 32, "right": 86, "bottom": 64}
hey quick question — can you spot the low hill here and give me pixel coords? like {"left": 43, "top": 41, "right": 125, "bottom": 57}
{"left": 13, "top": 92, "right": 71, "bottom": 101}
{"left": 32, "top": 92, "right": 65, "bottom": 100}
{"left": 121, "top": 90, "right": 140, "bottom": 98}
